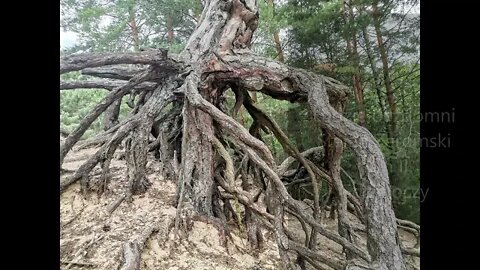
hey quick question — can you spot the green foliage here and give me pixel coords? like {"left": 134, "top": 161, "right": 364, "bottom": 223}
{"left": 279, "top": 0, "right": 420, "bottom": 222}
{"left": 60, "top": 89, "right": 105, "bottom": 138}
{"left": 61, "top": 0, "right": 201, "bottom": 53}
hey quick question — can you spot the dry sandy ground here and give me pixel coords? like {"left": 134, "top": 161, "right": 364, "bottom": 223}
{"left": 60, "top": 143, "right": 420, "bottom": 270}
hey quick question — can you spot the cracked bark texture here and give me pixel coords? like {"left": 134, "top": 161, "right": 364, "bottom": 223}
{"left": 60, "top": 0, "right": 407, "bottom": 269}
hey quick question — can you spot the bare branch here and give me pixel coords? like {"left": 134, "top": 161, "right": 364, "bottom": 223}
{"left": 60, "top": 49, "right": 174, "bottom": 73}
{"left": 278, "top": 147, "right": 323, "bottom": 175}
{"left": 60, "top": 79, "right": 157, "bottom": 91}
{"left": 82, "top": 66, "right": 146, "bottom": 80}
{"left": 208, "top": 52, "right": 350, "bottom": 103}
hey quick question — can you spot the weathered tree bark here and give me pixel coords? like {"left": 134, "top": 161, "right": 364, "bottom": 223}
{"left": 323, "top": 98, "right": 357, "bottom": 259}
{"left": 60, "top": 50, "right": 172, "bottom": 74}
{"left": 308, "top": 80, "right": 405, "bottom": 270}
{"left": 59, "top": 1, "right": 408, "bottom": 269}
{"left": 119, "top": 223, "right": 159, "bottom": 270}
{"left": 125, "top": 78, "right": 176, "bottom": 195}
{"left": 82, "top": 66, "right": 146, "bottom": 81}
{"left": 60, "top": 78, "right": 156, "bottom": 91}
{"left": 177, "top": 99, "right": 215, "bottom": 216}
{"left": 103, "top": 99, "right": 122, "bottom": 131}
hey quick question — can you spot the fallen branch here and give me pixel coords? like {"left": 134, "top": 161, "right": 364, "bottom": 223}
{"left": 107, "top": 195, "right": 126, "bottom": 215}
{"left": 60, "top": 260, "right": 96, "bottom": 267}
{"left": 61, "top": 207, "right": 85, "bottom": 229}
{"left": 119, "top": 223, "right": 159, "bottom": 270}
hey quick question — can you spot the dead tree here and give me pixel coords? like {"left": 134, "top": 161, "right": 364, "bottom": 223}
{"left": 59, "top": 1, "right": 409, "bottom": 269}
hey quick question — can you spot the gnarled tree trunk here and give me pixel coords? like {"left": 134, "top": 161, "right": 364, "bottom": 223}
{"left": 59, "top": 1, "right": 409, "bottom": 269}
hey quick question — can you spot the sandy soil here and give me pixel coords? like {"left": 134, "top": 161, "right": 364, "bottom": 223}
{"left": 60, "top": 145, "right": 419, "bottom": 270}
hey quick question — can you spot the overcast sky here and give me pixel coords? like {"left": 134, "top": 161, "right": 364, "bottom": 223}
{"left": 61, "top": 27, "right": 79, "bottom": 49}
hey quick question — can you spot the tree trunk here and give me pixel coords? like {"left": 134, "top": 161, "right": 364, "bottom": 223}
{"left": 342, "top": 0, "right": 366, "bottom": 127}
{"left": 166, "top": 15, "right": 175, "bottom": 44}
{"left": 308, "top": 83, "right": 405, "bottom": 270}
{"left": 60, "top": 1, "right": 407, "bottom": 269}
{"left": 287, "top": 105, "right": 305, "bottom": 152}
{"left": 361, "top": 27, "right": 388, "bottom": 132}
{"left": 323, "top": 99, "right": 357, "bottom": 259}
{"left": 103, "top": 0, "right": 140, "bottom": 131}
{"left": 267, "top": 0, "right": 285, "bottom": 63}
{"left": 125, "top": 120, "right": 152, "bottom": 195}
{"left": 372, "top": 1, "right": 401, "bottom": 189}
{"left": 129, "top": 1, "right": 141, "bottom": 51}
{"left": 177, "top": 99, "right": 215, "bottom": 216}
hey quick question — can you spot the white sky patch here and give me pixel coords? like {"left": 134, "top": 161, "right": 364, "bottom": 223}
{"left": 60, "top": 14, "right": 112, "bottom": 49}
{"left": 60, "top": 27, "right": 79, "bottom": 49}
{"left": 99, "top": 15, "right": 113, "bottom": 29}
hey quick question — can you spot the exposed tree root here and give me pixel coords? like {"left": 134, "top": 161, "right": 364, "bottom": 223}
{"left": 107, "top": 194, "right": 126, "bottom": 215}
{"left": 64, "top": 234, "right": 104, "bottom": 270}
{"left": 60, "top": 116, "right": 142, "bottom": 192}
{"left": 60, "top": 127, "right": 70, "bottom": 137}
{"left": 59, "top": 1, "right": 415, "bottom": 269}
{"left": 60, "top": 68, "right": 157, "bottom": 167}
{"left": 402, "top": 247, "right": 420, "bottom": 257}
{"left": 60, "top": 260, "right": 96, "bottom": 267}
{"left": 81, "top": 66, "right": 146, "bottom": 80}
{"left": 119, "top": 223, "right": 159, "bottom": 270}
